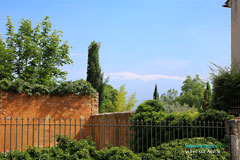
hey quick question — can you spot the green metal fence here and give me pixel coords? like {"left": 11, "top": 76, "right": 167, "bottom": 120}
{"left": 0, "top": 118, "right": 226, "bottom": 153}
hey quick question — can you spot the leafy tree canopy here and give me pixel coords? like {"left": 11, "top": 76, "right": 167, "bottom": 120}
{"left": 177, "top": 75, "right": 205, "bottom": 109}
{"left": 0, "top": 16, "right": 73, "bottom": 85}
{"left": 115, "top": 84, "right": 138, "bottom": 112}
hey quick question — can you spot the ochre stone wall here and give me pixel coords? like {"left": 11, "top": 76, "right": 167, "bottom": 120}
{"left": 0, "top": 91, "right": 98, "bottom": 152}
{"left": 0, "top": 91, "right": 98, "bottom": 119}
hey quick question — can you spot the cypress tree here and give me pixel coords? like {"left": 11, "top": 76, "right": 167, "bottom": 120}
{"left": 203, "top": 82, "right": 211, "bottom": 110}
{"left": 153, "top": 84, "right": 159, "bottom": 102}
{"left": 86, "top": 41, "right": 103, "bottom": 112}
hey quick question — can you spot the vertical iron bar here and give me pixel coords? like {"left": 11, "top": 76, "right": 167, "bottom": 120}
{"left": 16, "top": 118, "right": 18, "bottom": 150}
{"left": 32, "top": 118, "right": 35, "bottom": 146}
{"left": 94, "top": 118, "right": 96, "bottom": 142}
{"left": 204, "top": 121, "right": 206, "bottom": 138}
{"left": 160, "top": 120, "right": 162, "bottom": 145}
{"left": 79, "top": 118, "right": 81, "bottom": 140}
{"left": 132, "top": 120, "right": 134, "bottom": 152}
{"left": 109, "top": 120, "right": 111, "bottom": 146}
{"left": 59, "top": 118, "right": 61, "bottom": 136}
{"left": 164, "top": 120, "right": 166, "bottom": 142}
{"left": 212, "top": 121, "right": 214, "bottom": 138}
{"left": 142, "top": 120, "right": 144, "bottom": 152}
{"left": 208, "top": 121, "right": 210, "bottom": 137}
{"left": 186, "top": 120, "right": 188, "bottom": 138}
{"left": 146, "top": 121, "right": 148, "bottom": 151}
{"left": 64, "top": 118, "right": 66, "bottom": 136}
{"left": 49, "top": 118, "right": 51, "bottom": 147}
{"left": 182, "top": 121, "right": 184, "bottom": 138}
{"left": 54, "top": 118, "right": 56, "bottom": 146}
{"left": 190, "top": 121, "right": 193, "bottom": 138}
{"left": 199, "top": 121, "right": 201, "bottom": 137}
{"left": 155, "top": 121, "right": 157, "bottom": 147}
{"left": 104, "top": 119, "right": 106, "bottom": 147}
{"left": 118, "top": 119, "right": 120, "bottom": 147}
{"left": 99, "top": 119, "right": 101, "bottom": 149}
{"left": 178, "top": 121, "right": 180, "bottom": 139}
{"left": 123, "top": 120, "right": 125, "bottom": 146}
{"left": 84, "top": 118, "right": 86, "bottom": 138}
{"left": 43, "top": 118, "right": 45, "bottom": 147}
{"left": 74, "top": 119, "right": 76, "bottom": 139}
{"left": 10, "top": 118, "right": 12, "bottom": 152}
{"left": 21, "top": 118, "right": 23, "bottom": 151}
{"left": 4, "top": 118, "right": 6, "bottom": 153}
{"left": 27, "top": 118, "right": 29, "bottom": 147}
{"left": 128, "top": 120, "right": 130, "bottom": 149}
{"left": 137, "top": 120, "right": 138, "bottom": 152}
{"left": 69, "top": 118, "right": 72, "bottom": 138}
{"left": 195, "top": 121, "right": 197, "bottom": 137}
{"left": 151, "top": 120, "right": 153, "bottom": 148}
{"left": 114, "top": 120, "right": 116, "bottom": 147}
{"left": 168, "top": 120, "right": 170, "bottom": 141}
{"left": 217, "top": 122, "right": 219, "bottom": 139}
{"left": 38, "top": 118, "right": 40, "bottom": 148}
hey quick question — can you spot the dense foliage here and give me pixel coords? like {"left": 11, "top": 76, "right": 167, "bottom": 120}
{"left": 0, "top": 78, "right": 96, "bottom": 96}
{"left": 196, "top": 109, "right": 234, "bottom": 122}
{"left": 115, "top": 84, "right": 138, "bottom": 112}
{"left": 97, "top": 146, "right": 140, "bottom": 160}
{"left": 0, "top": 17, "right": 97, "bottom": 97}
{"left": 0, "top": 137, "right": 229, "bottom": 160}
{"left": 131, "top": 100, "right": 233, "bottom": 152}
{"left": 177, "top": 75, "right": 205, "bottom": 109}
{"left": 86, "top": 41, "right": 104, "bottom": 112}
{"left": 140, "top": 137, "right": 229, "bottom": 160}
{"left": 100, "top": 84, "right": 118, "bottom": 112}
{"left": 210, "top": 63, "right": 240, "bottom": 111}
{"left": 0, "top": 16, "right": 73, "bottom": 85}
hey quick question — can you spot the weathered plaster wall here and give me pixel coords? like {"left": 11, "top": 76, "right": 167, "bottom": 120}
{"left": 0, "top": 91, "right": 98, "bottom": 119}
{"left": 0, "top": 91, "right": 98, "bottom": 152}
{"left": 231, "top": 0, "right": 240, "bottom": 65}
{"left": 89, "top": 111, "right": 135, "bottom": 150}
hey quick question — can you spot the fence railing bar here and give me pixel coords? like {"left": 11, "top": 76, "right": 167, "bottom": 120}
{"left": 21, "top": 118, "right": 24, "bottom": 151}
{"left": 49, "top": 118, "right": 51, "bottom": 148}
{"left": 43, "top": 118, "right": 45, "bottom": 147}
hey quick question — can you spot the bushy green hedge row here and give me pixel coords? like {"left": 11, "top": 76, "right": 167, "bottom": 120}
{"left": 130, "top": 100, "right": 234, "bottom": 152}
{"left": 0, "top": 78, "right": 96, "bottom": 96}
{"left": 0, "top": 136, "right": 229, "bottom": 160}
{"left": 139, "top": 137, "right": 229, "bottom": 160}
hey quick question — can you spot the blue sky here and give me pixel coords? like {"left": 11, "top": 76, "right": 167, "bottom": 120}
{"left": 0, "top": 0, "right": 231, "bottom": 109}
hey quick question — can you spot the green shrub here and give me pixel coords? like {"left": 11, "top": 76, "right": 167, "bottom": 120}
{"left": 210, "top": 63, "right": 240, "bottom": 111}
{"left": 196, "top": 109, "right": 234, "bottom": 122}
{"left": 140, "top": 137, "right": 229, "bottom": 160}
{"left": 0, "top": 78, "right": 96, "bottom": 97}
{"left": 97, "top": 146, "right": 140, "bottom": 160}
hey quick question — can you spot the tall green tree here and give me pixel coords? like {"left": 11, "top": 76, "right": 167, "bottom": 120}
{"left": 203, "top": 82, "right": 211, "bottom": 111}
{"left": 160, "top": 89, "right": 178, "bottom": 105}
{"left": 0, "top": 16, "right": 73, "bottom": 85}
{"left": 115, "top": 84, "right": 138, "bottom": 112}
{"left": 177, "top": 75, "right": 205, "bottom": 109}
{"left": 153, "top": 84, "right": 159, "bottom": 102}
{"left": 86, "top": 41, "right": 104, "bottom": 112}
{"left": 101, "top": 84, "right": 118, "bottom": 113}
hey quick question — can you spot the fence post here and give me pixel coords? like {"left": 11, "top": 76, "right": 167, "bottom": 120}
{"left": 226, "top": 119, "right": 240, "bottom": 160}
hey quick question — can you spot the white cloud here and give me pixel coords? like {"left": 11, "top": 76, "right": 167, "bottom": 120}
{"left": 106, "top": 72, "right": 185, "bottom": 82}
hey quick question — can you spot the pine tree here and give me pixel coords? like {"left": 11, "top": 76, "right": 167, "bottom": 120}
{"left": 86, "top": 41, "right": 103, "bottom": 112}
{"left": 153, "top": 84, "right": 159, "bottom": 102}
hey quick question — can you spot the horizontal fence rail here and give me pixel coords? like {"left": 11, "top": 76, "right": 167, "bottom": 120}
{"left": 0, "top": 118, "right": 225, "bottom": 153}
